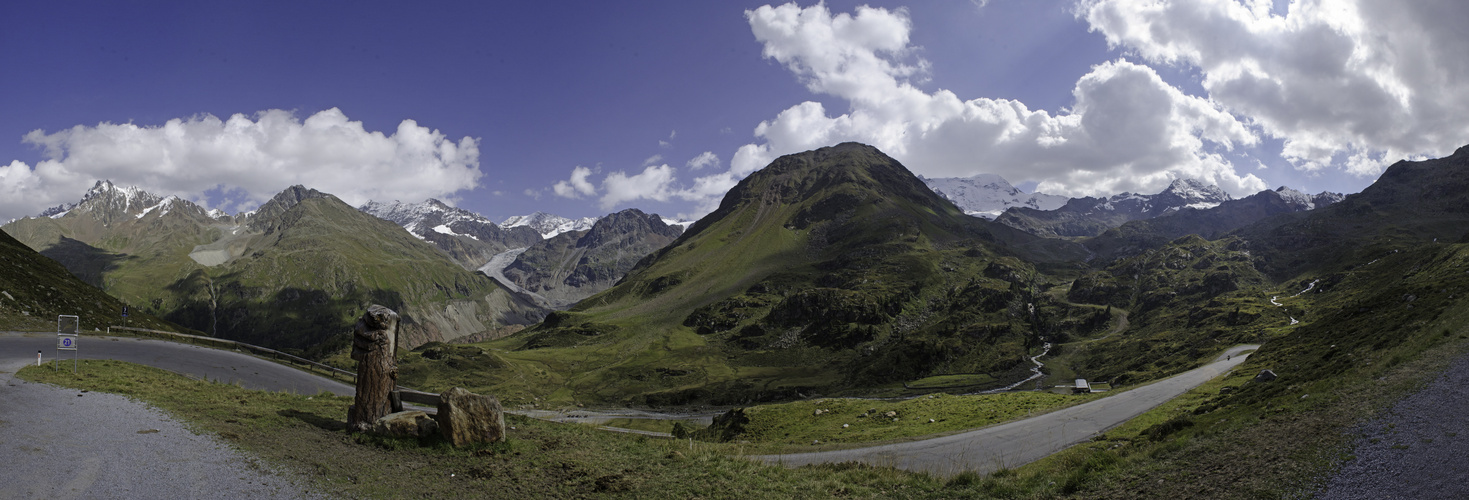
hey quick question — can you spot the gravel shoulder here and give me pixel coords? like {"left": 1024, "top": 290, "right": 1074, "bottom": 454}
{"left": 1316, "top": 352, "right": 1469, "bottom": 499}
{"left": 0, "top": 357, "right": 320, "bottom": 499}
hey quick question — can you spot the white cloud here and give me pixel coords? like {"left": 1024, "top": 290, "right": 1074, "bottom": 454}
{"left": 1080, "top": 0, "right": 1469, "bottom": 176}
{"left": 600, "top": 164, "right": 677, "bottom": 209}
{"left": 711, "top": 3, "right": 1265, "bottom": 200}
{"left": 686, "top": 151, "right": 720, "bottom": 170}
{"left": 552, "top": 166, "right": 597, "bottom": 199}
{"left": 0, "top": 108, "right": 482, "bottom": 220}
{"left": 642, "top": 154, "right": 664, "bottom": 166}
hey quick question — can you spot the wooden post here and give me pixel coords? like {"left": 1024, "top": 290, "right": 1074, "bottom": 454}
{"left": 347, "top": 305, "right": 400, "bottom": 433}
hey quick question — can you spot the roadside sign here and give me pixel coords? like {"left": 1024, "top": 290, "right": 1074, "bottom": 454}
{"left": 122, "top": 306, "right": 129, "bottom": 317}
{"left": 57, "top": 314, "right": 80, "bottom": 373}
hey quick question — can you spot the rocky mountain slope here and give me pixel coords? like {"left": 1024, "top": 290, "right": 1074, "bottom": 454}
{"left": 359, "top": 199, "right": 541, "bottom": 269}
{"left": 920, "top": 173, "right": 1067, "bottom": 219}
{"left": 1084, "top": 185, "right": 1345, "bottom": 263}
{"left": 498, "top": 208, "right": 683, "bottom": 309}
{"left": 995, "top": 178, "right": 1236, "bottom": 238}
{"left": 4, "top": 182, "right": 546, "bottom": 354}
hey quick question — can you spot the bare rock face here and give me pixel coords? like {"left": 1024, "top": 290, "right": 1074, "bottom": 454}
{"left": 372, "top": 410, "right": 438, "bottom": 438}
{"left": 348, "top": 305, "right": 400, "bottom": 433}
{"left": 435, "top": 387, "right": 507, "bottom": 446}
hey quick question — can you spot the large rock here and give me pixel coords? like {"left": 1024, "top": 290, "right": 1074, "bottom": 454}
{"left": 1255, "top": 369, "right": 1278, "bottom": 382}
{"left": 436, "top": 387, "right": 507, "bottom": 446}
{"left": 372, "top": 410, "right": 438, "bottom": 438}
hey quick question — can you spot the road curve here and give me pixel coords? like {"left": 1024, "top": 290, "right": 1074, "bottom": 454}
{"left": 756, "top": 344, "right": 1260, "bottom": 477}
{"left": 0, "top": 331, "right": 355, "bottom": 396}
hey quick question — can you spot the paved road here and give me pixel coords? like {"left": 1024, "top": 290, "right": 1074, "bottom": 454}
{"left": 757, "top": 344, "right": 1260, "bottom": 477}
{"left": 0, "top": 332, "right": 324, "bottom": 499}
{"left": 0, "top": 331, "right": 355, "bottom": 396}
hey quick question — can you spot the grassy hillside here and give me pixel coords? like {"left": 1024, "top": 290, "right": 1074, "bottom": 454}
{"left": 394, "top": 143, "right": 1092, "bottom": 405}
{"left": 4, "top": 186, "right": 545, "bottom": 356}
{"left": 0, "top": 228, "right": 180, "bottom": 332}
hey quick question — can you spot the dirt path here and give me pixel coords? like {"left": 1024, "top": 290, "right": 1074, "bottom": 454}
{"left": 756, "top": 345, "right": 1259, "bottom": 477}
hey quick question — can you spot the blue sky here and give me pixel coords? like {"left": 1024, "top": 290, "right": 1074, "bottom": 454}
{"left": 3, "top": 1, "right": 1466, "bottom": 223}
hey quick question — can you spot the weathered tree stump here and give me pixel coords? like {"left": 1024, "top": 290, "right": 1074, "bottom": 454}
{"left": 347, "top": 305, "right": 400, "bottom": 433}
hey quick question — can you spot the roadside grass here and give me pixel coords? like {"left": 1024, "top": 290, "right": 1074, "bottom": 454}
{"left": 13, "top": 359, "right": 1020, "bottom": 499}
{"left": 721, "top": 391, "right": 1101, "bottom": 453}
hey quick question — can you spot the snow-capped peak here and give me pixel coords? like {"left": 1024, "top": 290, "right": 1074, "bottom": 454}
{"left": 921, "top": 173, "right": 1067, "bottom": 219}
{"left": 1161, "top": 178, "right": 1231, "bottom": 204}
{"left": 501, "top": 211, "right": 599, "bottom": 239}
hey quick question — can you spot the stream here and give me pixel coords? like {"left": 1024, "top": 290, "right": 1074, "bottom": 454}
{"left": 976, "top": 341, "right": 1051, "bottom": 394}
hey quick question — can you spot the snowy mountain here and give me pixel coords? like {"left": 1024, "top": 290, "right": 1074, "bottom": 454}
{"left": 1271, "top": 186, "right": 1345, "bottom": 211}
{"left": 920, "top": 174, "right": 1068, "bottom": 219}
{"left": 500, "top": 212, "right": 599, "bottom": 239}
{"left": 358, "top": 199, "right": 541, "bottom": 269}
{"left": 996, "top": 178, "right": 1235, "bottom": 238}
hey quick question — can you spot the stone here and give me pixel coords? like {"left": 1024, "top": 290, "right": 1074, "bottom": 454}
{"left": 1255, "top": 369, "right": 1278, "bottom": 382}
{"left": 884, "top": 411, "right": 898, "bottom": 418}
{"left": 372, "top": 411, "right": 438, "bottom": 438}
{"left": 436, "top": 387, "right": 507, "bottom": 446}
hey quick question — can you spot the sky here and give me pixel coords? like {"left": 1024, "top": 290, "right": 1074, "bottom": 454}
{"left": 3, "top": 0, "right": 1468, "bottom": 223}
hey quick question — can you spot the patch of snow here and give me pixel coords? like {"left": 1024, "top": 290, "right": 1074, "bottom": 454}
{"left": 502, "top": 212, "right": 598, "bottom": 239}
{"left": 922, "top": 174, "right": 1066, "bottom": 216}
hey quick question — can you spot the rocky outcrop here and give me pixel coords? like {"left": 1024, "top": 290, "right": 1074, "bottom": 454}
{"left": 435, "top": 387, "right": 507, "bottom": 446}
{"left": 499, "top": 208, "right": 683, "bottom": 308}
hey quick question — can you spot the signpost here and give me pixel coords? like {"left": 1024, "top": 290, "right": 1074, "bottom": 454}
{"left": 57, "top": 315, "right": 79, "bottom": 373}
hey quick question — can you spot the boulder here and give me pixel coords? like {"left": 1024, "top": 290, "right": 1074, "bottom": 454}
{"left": 436, "top": 387, "right": 507, "bottom": 446}
{"left": 372, "top": 410, "right": 438, "bottom": 438}
{"left": 1254, "top": 369, "right": 1277, "bottom": 382}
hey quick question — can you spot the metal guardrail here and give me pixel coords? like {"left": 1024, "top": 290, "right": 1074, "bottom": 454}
{"left": 103, "top": 326, "right": 444, "bottom": 406}
{"left": 105, "top": 326, "right": 358, "bottom": 383}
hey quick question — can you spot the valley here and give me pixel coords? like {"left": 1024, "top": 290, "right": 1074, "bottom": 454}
{"left": 5, "top": 141, "right": 1469, "bottom": 498}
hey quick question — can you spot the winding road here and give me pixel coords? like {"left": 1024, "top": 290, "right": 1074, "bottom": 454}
{"left": 756, "top": 344, "right": 1259, "bottom": 477}
{"left": 3, "top": 331, "right": 1261, "bottom": 481}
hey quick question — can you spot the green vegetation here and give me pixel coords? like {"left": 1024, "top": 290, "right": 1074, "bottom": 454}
{"left": 0, "top": 228, "right": 180, "bottom": 333}
{"left": 3, "top": 187, "right": 542, "bottom": 356}
{"left": 394, "top": 143, "right": 1096, "bottom": 406}
{"left": 15, "top": 359, "right": 1077, "bottom": 499}
{"left": 702, "top": 391, "right": 1098, "bottom": 451}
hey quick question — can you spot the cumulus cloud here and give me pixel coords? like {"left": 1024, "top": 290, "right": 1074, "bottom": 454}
{"left": 0, "top": 108, "right": 482, "bottom": 221}
{"left": 686, "top": 151, "right": 720, "bottom": 170}
{"left": 1080, "top": 0, "right": 1469, "bottom": 175}
{"left": 552, "top": 166, "right": 597, "bottom": 199}
{"left": 599, "top": 164, "right": 678, "bottom": 210}
{"left": 708, "top": 3, "right": 1266, "bottom": 200}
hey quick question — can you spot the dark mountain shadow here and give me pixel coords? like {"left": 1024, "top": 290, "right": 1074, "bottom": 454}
{"left": 39, "top": 236, "right": 124, "bottom": 287}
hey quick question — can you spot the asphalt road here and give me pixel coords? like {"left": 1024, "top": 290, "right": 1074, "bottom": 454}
{"left": 0, "top": 331, "right": 328, "bottom": 499}
{"left": 756, "top": 344, "right": 1260, "bottom": 477}
{"left": 0, "top": 331, "right": 355, "bottom": 396}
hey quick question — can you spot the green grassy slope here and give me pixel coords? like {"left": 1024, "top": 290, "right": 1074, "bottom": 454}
{"left": 0, "top": 228, "right": 180, "bottom": 332}
{"left": 399, "top": 143, "right": 1091, "bottom": 405}
{"left": 4, "top": 186, "right": 546, "bottom": 356}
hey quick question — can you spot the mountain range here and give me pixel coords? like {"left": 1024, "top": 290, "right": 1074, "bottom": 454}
{"left": 920, "top": 173, "right": 1067, "bottom": 219}
{"left": 2, "top": 181, "right": 546, "bottom": 354}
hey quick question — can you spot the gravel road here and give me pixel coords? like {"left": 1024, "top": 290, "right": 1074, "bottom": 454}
{"left": 1316, "top": 352, "right": 1469, "bottom": 499}
{"left": 757, "top": 344, "right": 1260, "bottom": 477}
{"left": 0, "top": 352, "right": 320, "bottom": 499}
